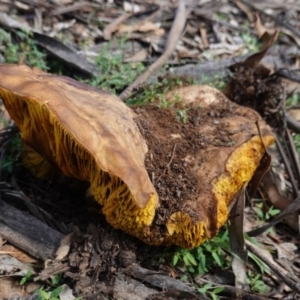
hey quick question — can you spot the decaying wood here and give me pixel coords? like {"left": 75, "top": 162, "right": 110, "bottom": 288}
{"left": 220, "top": 285, "right": 271, "bottom": 300}
{"left": 97, "top": 270, "right": 205, "bottom": 300}
{"left": 0, "top": 200, "right": 63, "bottom": 260}
{"left": 163, "top": 47, "right": 294, "bottom": 84}
{"left": 4, "top": 295, "right": 39, "bottom": 300}
{"left": 124, "top": 265, "right": 195, "bottom": 293}
{"left": 34, "top": 262, "right": 70, "bottom": 282}
{"left": 109, "top": 273, "right": 157, "bottom": 300}
{"left": 149, "top": 290, "right": 205, "bottom": 300}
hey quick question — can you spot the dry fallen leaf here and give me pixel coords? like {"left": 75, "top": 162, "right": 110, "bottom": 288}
{"left": 59, "top": 284, "right": 77, "bottom": 300}
{"left": 125, "top": 49, "right": 148, "bottom": 63}
{"left": 55, "top": 233, "right": 74, "bottom": 260}
{"left": 261, "top": 170, "right": 293, "bottom": 211}
{"left": 103, "top": 14, "right": 132, "bottom": 40}
{"left": 275, "top": 242, "right": 297, "bottom": 260}
{"left": 138, "top": 21, "right": 159, "bottom": 32}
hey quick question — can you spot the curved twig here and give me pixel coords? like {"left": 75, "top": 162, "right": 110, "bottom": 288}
{"left": 119, "top": 0, "right": 187, "bottom": 101}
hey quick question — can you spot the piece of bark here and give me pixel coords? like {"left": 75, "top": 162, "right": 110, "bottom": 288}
{"left": 154, "top": 46, "right": 296, "bottom": 84}
{"left": 0, "top": 200, "right": 64, "bottom": 260}
{"left": 112, "top": 273, "right": 157, "bottom": 300}
{"left": 149, "top": 290, "right": 205, "bottom": 300}
{"left": 34, "top": 263, "right": 70, "bottom": 281}
{"left": 4, "top": 295, "right": 38, "bottom": 300}
{"left": 220, "top": 285, "right": 271, "bottom": 300}
{"left": 124, "top": 265, "right": 194, "bottom": 293}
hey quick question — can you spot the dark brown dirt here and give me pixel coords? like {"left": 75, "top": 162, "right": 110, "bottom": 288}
{"left": 133, "top": 101, "right": 234, "bottom": 229}
{"left": 224, "top": 65, "right": 283, "bottom": 127}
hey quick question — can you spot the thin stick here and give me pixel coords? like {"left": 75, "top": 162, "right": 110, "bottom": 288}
{"left": 284, "top": 127, "right": 300, "bottom": 186}
{"left": 275, "top": 136, "right": 298, "bottom": 197}
{"left": 157, "top": 144, "right": 177, "bottom": 182}
{"left": 197, "top": 278, "right": 270, "bottom": 300}
{"left": 246, "top": 242, "right": 300, "bottom": 294}
{"left": 119, "top": 0, "right": 187, "bottom": 101}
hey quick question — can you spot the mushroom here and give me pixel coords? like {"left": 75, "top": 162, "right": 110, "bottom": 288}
{"left": 0, "top": 64, "right": 158, "bottom": 236}
{"left": 0, "top": 64, "right": 275, "bottom": 248}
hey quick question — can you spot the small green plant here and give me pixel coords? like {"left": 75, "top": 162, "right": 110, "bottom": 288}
{"left": 215, "top": 12, "right": 228, "bottom": 21}
{"left": 36, "top": 286, "right": 63, "bottom": 300}
{"left": 51, "top": 274, "right": 63, "bottom": 286}
{"left": 286, "top": 93, "right": 299, "bottom": 106}
{"left": 246, "top": 270, "right": 268, "bottom": 293}
{"left": 254, "top": 202, "right": 280, "bottom": 221}
{"left": 293, "top": 134, "right": 300, "bottom": 157}
{"left": 172, "top": 229, "right": 230, "bottom": 275}
{"left": 1, "top": 134, "right": 23, "bottom": 173}
{"left": 176, "top": 109, "right": 188, "bottom": 123}
{"left": 156, "top": 93, "right": 174, "bottom": 108}
{"left": 247, "top": 251, "right": 271, "bottom": 275}
{"left": 19, "top": 31, "right": 48, "bottom": 70}
{"left": 126, "top": 76, "right": 190, "bottom": 106}
{"left": 241, "top": 33, "right": 260, "bottom": 52}
{"left": 227, "top": 140, "right": 236, "bottom": 146}
{"left": 126, "top": 83, "right": 165, "bottom": 106}
{"left": 88, "top": 37, "right": 145, "bottom": 94}
{"left": 0, "top": 28, "right": 19, "bottom": 63}
{"left": 36, "top": 274, "right": 82, "bottom": 300}
{"left": 157, "top": 92, "right": 182, "bottom": 109}
{"left": 20, "top": 270, "right": 33, "bottom": 286}
{"left": 0, "top": 29, "right": 48, "bottom": 70}
{"left": 20, "top": 271, "right": 80, "bottom": 300}
{"left": 36, "top": 286, "right": 82, "bottom": 300}
{"left": 172, "top": 248, "right": 198, "bottom": 273}
{"left": 198, "top": 283, "right": 224, "bottom": 300}
{"left": 200, "top": 74, "right": 226, "bottom": 90}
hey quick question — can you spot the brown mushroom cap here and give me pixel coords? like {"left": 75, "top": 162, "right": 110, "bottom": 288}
{"left": 0, "top": 64, "right": 275, "bottom": 249}
{"left": 0, "top": 64, "right": 158, "bottom": 233}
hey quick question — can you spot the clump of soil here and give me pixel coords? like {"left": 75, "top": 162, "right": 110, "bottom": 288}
{"left": 224, "top": 65, "right": 283, "bottom": 127}
{"left": 133, "top": 100, "right": 234, "bottom": 230}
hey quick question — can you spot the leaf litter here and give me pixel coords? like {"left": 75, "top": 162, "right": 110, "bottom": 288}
{"left": 0, "top": 0, "right": 300, "bottom": 299}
